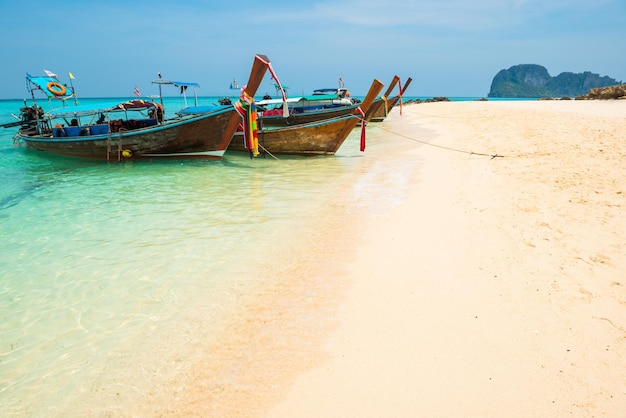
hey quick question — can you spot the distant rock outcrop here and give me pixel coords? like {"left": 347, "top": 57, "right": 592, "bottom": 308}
{"left": 575, "top": 84, "right": 626, "bottom": 100}
{"left": 404, "top": 97, "right": 451, "bottom": 104}
{"left": 488, "top": 64, "right": 621, "bottom": 98}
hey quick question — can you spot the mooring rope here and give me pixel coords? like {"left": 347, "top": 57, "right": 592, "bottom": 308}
{"left": 368, "top": 120, "right": 504, "bottom": 159}
{"left": 248, "top": 112, "right": 503, "bottom": 161}
{"left": 258, "top": 142, "right": 280, "bottom": 160}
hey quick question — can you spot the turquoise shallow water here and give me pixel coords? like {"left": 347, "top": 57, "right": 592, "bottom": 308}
{"left": 0, "top": 96, "right": 425, "bottom": 414}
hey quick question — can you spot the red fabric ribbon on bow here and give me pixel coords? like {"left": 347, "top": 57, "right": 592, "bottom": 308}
{"left": 356, "top": 107, "right": 366, "bottom": 151}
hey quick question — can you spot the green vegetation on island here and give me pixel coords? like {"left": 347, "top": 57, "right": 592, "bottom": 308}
{"left": 488, "top": 64, "right": 621, "bottom": 98}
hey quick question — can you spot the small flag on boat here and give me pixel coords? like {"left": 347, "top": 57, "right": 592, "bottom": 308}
{"left": 339, "top": 75, "right": 344, "bottom": 88}
{"left": 44, "top": 69, "right": 59, "bottom": 79}
{"left": 68, "top": 72, "right": 75, "bottom": 80}
{"left": 134, "top": 85, "right": 141, "bottom": 97}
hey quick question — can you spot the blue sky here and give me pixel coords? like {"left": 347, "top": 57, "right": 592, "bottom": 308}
{"left": 0, "top": 0, "right": 624, "bottom": 99}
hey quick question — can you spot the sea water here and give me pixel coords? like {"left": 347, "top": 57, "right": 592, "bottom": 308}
{"left": 0, "top": 96, "right": 423, "bottom": 415}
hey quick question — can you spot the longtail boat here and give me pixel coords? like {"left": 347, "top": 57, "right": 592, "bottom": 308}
{"left": 9, "top": 54, "right": 271, "bottom": 160}
{"left": 380, "top": 77, "right": 412, "bottom": 119}
{"left": 228, "top": 79, "right": 384, "bottom": 156}
{"left": 364, "top": 75, "right": 400, "bottom": 122}
{"left": 258, "top": 102, "right": 359, "bottom": 127}
{"left": 179, "top": 82, "right": 359, "bottom": 128}
{"left": 366, "top": 76, "right": 412, "bottom": 122}
{"left": 256, "top": 84, "right": 360, "bottom": 127}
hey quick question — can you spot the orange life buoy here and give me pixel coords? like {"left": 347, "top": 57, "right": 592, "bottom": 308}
{"left": 47, "top": 81, "right": 67, "bottom": 96}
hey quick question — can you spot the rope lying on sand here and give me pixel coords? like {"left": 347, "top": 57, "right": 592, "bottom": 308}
{"left": 244, "top": 114, "right": 503, "bottom": 160}
{"left": 371, "top": 123, "right": 504, "bottom": 159}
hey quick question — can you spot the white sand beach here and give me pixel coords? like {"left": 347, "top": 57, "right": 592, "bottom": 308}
{"left": 266, "top": 100, "right": 626, "bottom": 417}
{"left": 158, "top": 100, "right": 626, "bottom": 417}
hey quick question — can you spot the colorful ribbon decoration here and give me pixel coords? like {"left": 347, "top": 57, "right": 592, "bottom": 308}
{"left": 234, "top": 56, "right": 290, "bottom": 158}
{"left": 234, "top": 90, "right": 259, "bottom": 158}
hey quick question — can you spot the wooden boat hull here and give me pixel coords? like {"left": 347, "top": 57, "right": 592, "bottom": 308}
{"left": 13, "top": 53, "right": 273, "bottom": 161}
{"left": 229, "top": 78, "right": 384, "bottom": 156}
{"left": 364, "top": 76, "right": 400, "bottom": 122}
{"left": 229, "top": 115, "right": 358, "bottom": 156}
{"left": 383, "top": 77, "right": 412, "bottom": 118}
{"left": 367, "top": 98, "right": 391, "bottom": 122}
{"left": 259, "top": 105, "right": 357, "bottom": 127}
{"left": 368, "top": 96, "right": 401, "bottom": 122}
{"left": 16, "top": 108, "right": 237, "bottom": 160}
{"left": 365, "top": 76, "right": 412, "bottom": 122}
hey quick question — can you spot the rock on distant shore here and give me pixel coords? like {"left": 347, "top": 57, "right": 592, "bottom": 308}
{"left": 488, "top": 64, "right": 621, "bottom": 98}
{"left": 575, "top": 84, "right": 626, "bottom": 100}
{"left": 405, "top": 97, "right": 450, "bottom": 104}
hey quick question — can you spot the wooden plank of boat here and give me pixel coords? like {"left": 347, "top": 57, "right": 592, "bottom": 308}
{"left": 230, "top": 115, "right": 360, "bottom": 155}
{"left": 14, "top": 54, "right": 271, "bottom": 160}
{"left": 229, "top": 78, "right": 384, "bottom": 156}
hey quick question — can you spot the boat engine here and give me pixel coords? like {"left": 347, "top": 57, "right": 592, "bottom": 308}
{"left": 19, "top": 105, "right": 44, "bottom": 126}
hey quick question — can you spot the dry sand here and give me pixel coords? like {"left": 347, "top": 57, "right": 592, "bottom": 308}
{"left": 264, "top": 100, "right": 626, "bottom": 417}
{"left": 155, "top": 100, "right": 625, "bottom": 417}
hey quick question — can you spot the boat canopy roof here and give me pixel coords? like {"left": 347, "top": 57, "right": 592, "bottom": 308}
{"left": 313, "top": 87, "right": 350, "bottom": 96}
{"left": 47, "top": 100, "right": 157, "bottom": 118}
{"left": 151, "top": 77, "right": 200, "bottom": 106}
{"left": 151, "top": 79, "right": 200, "bottom": 87}
{"left": 313, "top": 88, "right": 338, "bottom": 94}
{"left": 26, "top": 73, "right": 75, "bottom": 100}
{"left": 256, "top": 97, "right": 301, "bottom": 106}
